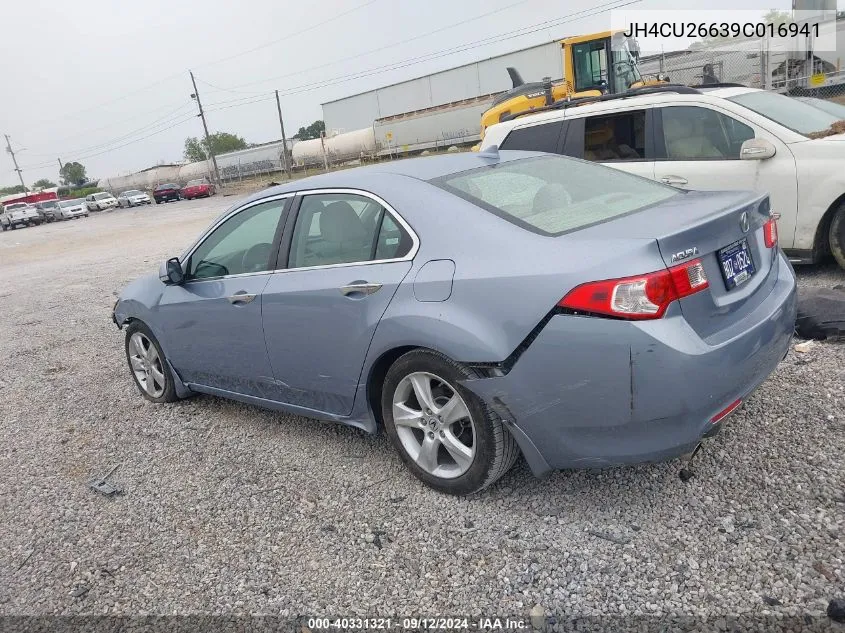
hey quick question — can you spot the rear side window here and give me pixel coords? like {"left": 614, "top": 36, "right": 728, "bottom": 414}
{"left": 289, "top": 193, "right": 412, "bottom": 268}
{"left": 431, "top": 155, "right": 677, "bottom": 236}
{"left": 659, "top": 106, "right": 754, "bottom": 160}
{"left": 499, "top": 121, "right": 564, "bottom": 154}
{"left": 582, "top": 110, "right": 646, "bottom": 161}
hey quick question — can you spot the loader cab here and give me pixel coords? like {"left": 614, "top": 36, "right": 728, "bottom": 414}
{"left": 564, "top": 31, "right": 644, "bottom": 95}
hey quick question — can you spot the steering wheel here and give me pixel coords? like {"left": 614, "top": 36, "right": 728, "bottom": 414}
{"left": 241, "top": 243, "right": 273, "bottom": 273}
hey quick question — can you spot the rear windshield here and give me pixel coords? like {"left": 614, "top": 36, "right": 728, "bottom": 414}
{"left": 432, "top": 155, "right": 678, "bottom": 236}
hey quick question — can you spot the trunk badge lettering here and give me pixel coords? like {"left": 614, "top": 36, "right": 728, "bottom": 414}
{"left": 740, "top": 211, "right": 750, "bottom": 233}
{"left": 671, "top": 247, "right": 699, "bottom": 263}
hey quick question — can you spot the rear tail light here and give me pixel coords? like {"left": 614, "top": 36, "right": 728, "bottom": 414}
{"left": 558, "top": 258, "right": 709, "bottom": 320}
{"left": 763, "top": 215, "right": 778, "bottom": 248}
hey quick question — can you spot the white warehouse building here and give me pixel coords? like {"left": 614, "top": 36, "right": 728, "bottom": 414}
{"left": 321, "top": 41, "right": 565, "bottom": 155}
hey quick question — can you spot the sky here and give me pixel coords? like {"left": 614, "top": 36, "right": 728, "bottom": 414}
{"left": 0, "top": 0, "right": 794, "bottom": 188}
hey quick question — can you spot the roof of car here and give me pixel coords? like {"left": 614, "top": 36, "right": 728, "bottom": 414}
{"left": 492, "top": 85, "right": 763, "bottom": 129}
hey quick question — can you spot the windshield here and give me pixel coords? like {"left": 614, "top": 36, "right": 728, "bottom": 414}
{"left": 156, "top": 183, "right": 177, "bottom": 190}
{"left": 93, "top": 192, "right": 111, "bottom": 200}
{"left": 796, "top": 97, "right": 845, "bottom": 120}
{"left": 59, "top": 200, "right": 79, "bottom": 207}
{"left": 727, "top": 91, "right": 842, "bottom": 136}
{"left": 6, "top": 203, "right": 27, "bottom": 210}
{"left": 40, "top": 201, "right": 58, "bottom": 208}
{"left": 611, "top": 40, "right": 642, "bottom": 93}
{"left": 187, "top": 179, "right": 206, "bottom": 186}
{"left": 432, "top": 155, "right": 678, "bottom": 236}
{"left": 123, "top": 190, "right": 143, "bottom": 196}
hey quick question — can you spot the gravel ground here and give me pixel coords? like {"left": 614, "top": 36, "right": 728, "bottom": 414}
{"left": 0, "top": 199, "right": 843, "bottom": 624}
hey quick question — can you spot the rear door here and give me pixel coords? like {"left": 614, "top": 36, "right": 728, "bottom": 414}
{"left": 561, "top": 107, "right": 656, "bottom": 181}
{"left": 652, "top": 104, "right": 798, "bottom": 248}
{"left": 261, "top": 189, "right": 416, "bottom": 416}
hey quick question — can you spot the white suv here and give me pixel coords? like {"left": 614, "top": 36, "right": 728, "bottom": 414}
{"left": 480, "top": 86, "right": 845, "bottom": 269}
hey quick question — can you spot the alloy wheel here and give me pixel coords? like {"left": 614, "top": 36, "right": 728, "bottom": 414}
{"left": 128, "top": 332, "right": 166, "bottom": 398}
{"left": 392, "top": 371, "right": 476, "bottom": 479}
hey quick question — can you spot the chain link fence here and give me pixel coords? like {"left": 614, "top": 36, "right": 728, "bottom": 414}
{"left": 639, "top": 33, "right": 845, "bottom": 102}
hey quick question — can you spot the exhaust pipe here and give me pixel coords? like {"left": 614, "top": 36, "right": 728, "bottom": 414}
{"left": 506, "top": 67, "right": 525, "bottom": 88}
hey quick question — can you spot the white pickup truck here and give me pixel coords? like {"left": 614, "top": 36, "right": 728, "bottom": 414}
{"left": 0, "top": 202, "right": 42, "bottom": 231}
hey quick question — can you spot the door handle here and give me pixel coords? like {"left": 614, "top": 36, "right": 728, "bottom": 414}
{"left": 660, "top": 176, "right": 688, "bottom": 186}
{"left": 339, "top": 282, "right": 382, "bottom": 297}
{"left": 226, "top": 292, "right": 257, "bottom": 305}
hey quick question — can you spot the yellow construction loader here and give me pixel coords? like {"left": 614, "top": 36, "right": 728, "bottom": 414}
{"left": 479, "top": 31, "right": 667, "bottom": 138}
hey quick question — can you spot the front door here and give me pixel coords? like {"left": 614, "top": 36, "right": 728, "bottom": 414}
{"left": 261, "top": 191, "right": 416, "bottom": 415}
{"left": 652, "top": 104, "right": 799, "bottom": 247}
{"left": 158, "top": 196, "right": 289, "bottom": 396}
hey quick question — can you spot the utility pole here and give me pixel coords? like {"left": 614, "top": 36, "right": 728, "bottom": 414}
{"left": 275, "top": 90, "right": 291, "bottom": 179}
{"left": 57, "top": 158, "right": 63, "bottom": 171}
{"left": 4, "top": 134, "right": 26, "bottom": 190}
{"left": 189, "top": 71, "right": 222, "bottom": 188}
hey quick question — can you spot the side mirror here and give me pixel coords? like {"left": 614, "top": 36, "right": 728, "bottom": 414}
{"left": 159, "top": 257, "right": 185, "bottom": 285}
{"left": 740, "top": 138, "right": 776, "bottom": 160}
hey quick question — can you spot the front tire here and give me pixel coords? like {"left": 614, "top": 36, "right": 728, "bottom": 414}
{"left": 124, "top": 321, "right": 178, "bottom": 403}
{"left": 381, "top": 349, "right": 519, "bottom": 495}
{"left": 829, "top": 202, "right": 845, "bottom": 270}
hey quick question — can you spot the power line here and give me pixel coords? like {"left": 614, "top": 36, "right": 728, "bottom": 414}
{"left": 21, "top": 100, "right": 194, "bottom": 153}
{"left": 19, "top": 116, "right": 197, "bottom": 170}
{"left": 207, "top": 0, "right": 642, "bottom": 106}
{"left": 22, "top": 102, "right": 195, "bottom": 159}
{"left": 193, "top": 0, "right": 381, "bottom": 72}
{"left": 214, "top": 0, "right": 539, "bottom": 94}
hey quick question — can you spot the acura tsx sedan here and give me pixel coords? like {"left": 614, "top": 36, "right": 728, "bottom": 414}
{"left": 113, "top": 150, "right": 796, "bottom": 495}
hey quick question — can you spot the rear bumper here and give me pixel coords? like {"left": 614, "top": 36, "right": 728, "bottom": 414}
{"left": 462, "top": 252, "right": 797, "bottom": 476}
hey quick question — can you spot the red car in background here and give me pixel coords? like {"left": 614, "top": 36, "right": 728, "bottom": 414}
{"left": 181, "top": 179, "right": 216, "bottom": 200}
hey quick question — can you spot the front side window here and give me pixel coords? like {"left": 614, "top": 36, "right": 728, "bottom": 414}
{"left": 288, "top": 193, "right": 411, "bottom": 268}
{"left": 582, "top": 111, "right": 646, "bottom": 161}
{"left": 432, "top": 155, "right": 678, "bottom": 236}
{"left": 660, "top": 106, "right": 755, "bottom": 160}
{"left": 186, "top": 199, "right": 285, "bottom": 280}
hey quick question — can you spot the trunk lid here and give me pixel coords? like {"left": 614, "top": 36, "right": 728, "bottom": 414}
{"left": 576, "top": 189, "right": 778, "bottom": 341}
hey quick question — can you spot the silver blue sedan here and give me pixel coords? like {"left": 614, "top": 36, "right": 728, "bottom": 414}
{"left": 113, "top": 150, "right": 796, "bottom": 495}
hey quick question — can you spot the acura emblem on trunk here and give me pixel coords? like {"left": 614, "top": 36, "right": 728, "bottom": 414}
{"left": 740, "top": 211, "right": 750, "bottom": 233}
{"left": 671, "top": 247, "right": 699, "bottom": 263}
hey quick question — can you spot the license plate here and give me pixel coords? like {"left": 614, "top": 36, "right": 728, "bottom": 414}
{"left": 718, "top": 238, "right": 756, "bottom": 290}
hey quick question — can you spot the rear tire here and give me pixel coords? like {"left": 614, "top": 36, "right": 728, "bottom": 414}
{"left": 381, "top": 349, "right": 520, "bottom": 496}
{"left": 124, "top": 321, "right": 178, "bottom": 403}
{"left": 829, "top": 203, "right": 845, "bottom": 270}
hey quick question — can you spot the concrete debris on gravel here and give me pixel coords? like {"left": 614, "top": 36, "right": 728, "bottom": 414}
{"left": 0, "top": 198, "right": 844, "bottom": 620}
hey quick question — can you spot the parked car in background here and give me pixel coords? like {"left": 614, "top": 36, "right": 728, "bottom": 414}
{"left": 113, "top": 152, "right": 796, "bottom": 495}
{"left": 118, "top": 190, "right": 152, "bottom": 208}
{"left": 181, "top": 179, "right": 215, "bottom": 200}
{"left": 58, "top": 199, "right": 88, "bottom": 220}
{"left": 153, "top": 183, "right": 182, "bottom": 204}
{"left": 1, "top": 202, "right": 42, "bottom": 230}
{"left": 481, "top": 86, "right": 845, "bottom": 270}
{"left": 34, "top": 200, "right": 62, "bottom": 223}
{"left": 86, "top": 192, "right": 118, "bottom": 212}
